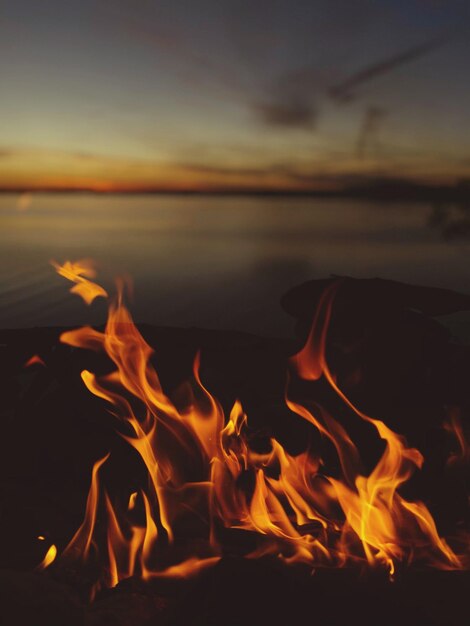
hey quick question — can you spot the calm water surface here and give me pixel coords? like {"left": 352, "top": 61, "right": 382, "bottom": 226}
{"left": 1, "top": 193, "right": 469, "bottom": 336}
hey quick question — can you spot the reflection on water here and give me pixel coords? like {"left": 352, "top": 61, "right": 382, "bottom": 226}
{"left": 428, "top": 202, "right": 470, "bottom": 240}
{"left": 1, "top": 193, "right": 470, "bottom": 336}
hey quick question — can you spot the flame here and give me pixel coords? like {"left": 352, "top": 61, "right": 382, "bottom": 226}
{"left": 52, "top": 259, "right": 108, "bottom": 305}
{"left": 62, "top": 453, "right": 110, "bottom": 562}
{"left": 444, "top": 408, "right": 469, "bottom": 468}
{"left": 290, "top": 280, "right": 461, "bottom": 574}
{"left": 41, "top": 261, "right": 468, "bottom": 592}
{"left": 128, "top": 491, "right": 138, "bottom": 510}
{"left": 25, "top": 354, "right": 46, "bottom": 367}
{"left": 36, "top": 542, "right": 57, "bottom": 571}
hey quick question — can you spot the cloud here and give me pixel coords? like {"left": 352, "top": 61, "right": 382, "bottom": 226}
{"left": 254, "top": 100, "right": 317, "bottom": 129}
{"left": 329, "top": 35, "right": 450, "bottom": 103}
{"left": 253, "top": 33, "right": 450, "bottom": 131}
{"left": 0, "top": 146, "right": 138, "bottom": 165}
{"left": 252, "top": 25, "right": 455, "bottom": 134}
{"left": 253, "top": 66, "right": 324, "bottom": 130}
{"left": 176, "top": 161, "right": 282, "bottom": 180}
{"left": 173, "top": 160, "right": 358, "bottom": 189}
{"left": 97, "top": 0, "right": 248, "bottom": 98}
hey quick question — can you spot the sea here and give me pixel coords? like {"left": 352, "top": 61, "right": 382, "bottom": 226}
{"left": 1, "top": 193, "right": 469, "bottom": 337}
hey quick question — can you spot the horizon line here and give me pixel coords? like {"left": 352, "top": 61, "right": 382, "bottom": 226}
{"left": 1, "top": 178, "right": 470, "bottom": 202}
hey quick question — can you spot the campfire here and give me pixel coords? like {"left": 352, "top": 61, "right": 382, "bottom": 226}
{"left": 2, "top": 260, "right": 469, "bottom": 625}
{"left": 39, "top": 262, "right": 469, "bottom": 576}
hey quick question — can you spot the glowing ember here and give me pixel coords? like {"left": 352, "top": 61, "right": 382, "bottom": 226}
{"left": 36, "top": 260, "right": 469, "bottom": 592}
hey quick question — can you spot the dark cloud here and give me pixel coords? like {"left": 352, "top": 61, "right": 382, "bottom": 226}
{"left": 100, "top": 2, "right": 454, "bottom": 139}
{"left": 254, "top": 99, "right": 317, "bottom": 129}
{"left": 253, "top": 32, "right": 451, "bottom": 133}
{"left": 175, "top": 160, "right": 365, "bottom": 188}
{"left": 254, "top": 66, "right": 324, "bottom": 130}
{"left": 329, "top": 35, "right": 450, "bottom": 103}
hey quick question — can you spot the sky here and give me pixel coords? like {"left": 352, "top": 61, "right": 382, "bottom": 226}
{"left": 1, "top": 0, "right": 470, "bottom": 193}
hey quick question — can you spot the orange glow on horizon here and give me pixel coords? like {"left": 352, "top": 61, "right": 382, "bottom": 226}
{"left": 0, "top": 146, "right": 465, "bottom": 195}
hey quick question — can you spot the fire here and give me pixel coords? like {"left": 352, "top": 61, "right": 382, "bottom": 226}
{"left": 290, "top": 280, "right": 460, "bottom": 572}
{"left": 24, "top": 354, "right": 46, "bottom": 367}
{"left": 36, "top": 260, "right": 468, "bottom": 591}
{"left": 51, "top": 259, "right": 108, "bottom": 305}
{"left": 444, "top": 408, "right": 470, "bottom": 468}
{"left": 36, "top": 540, "right": 57, "bottom": 571}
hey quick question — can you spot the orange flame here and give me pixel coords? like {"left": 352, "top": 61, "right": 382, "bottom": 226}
{"left": 36, "top": 542, "right": 57, "bottom": 571}
{"left": 24, "top": 354, "right": 46, "bottom": 367}
{"left": 62, "top": 453, "right": 110, "bottom": 562}
{"left": 42, "top": 261, "right": 467, "bottom": 591}
{"left": 52, "top": 259, "right": 108, "bottom": 305}
{"left": 444, "top": 408, "right": 470, "bottom": 468}
{"left": 128, "top": 491, "right": 138, "bottom": 510}
{"left": 289, "top": 280, "right": 461, "bottom": 574}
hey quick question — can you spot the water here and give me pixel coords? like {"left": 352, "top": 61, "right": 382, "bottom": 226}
{"left": 1, "top": 193, "right": 469, "bottom": 337}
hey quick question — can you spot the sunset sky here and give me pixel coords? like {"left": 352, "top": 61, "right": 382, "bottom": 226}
{"left": 2, "top": 0, "right": 470, "bottom": 192}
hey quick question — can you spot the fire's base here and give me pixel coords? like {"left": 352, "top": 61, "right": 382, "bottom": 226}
{"left": 1, "top": 560, "right": 469, "bottom": 626}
